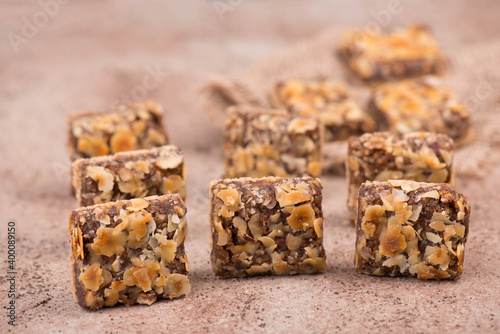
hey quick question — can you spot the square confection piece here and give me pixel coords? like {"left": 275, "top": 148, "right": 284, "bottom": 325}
{"left": 369, "top": 77, "right": 473, "bottom": 146}
{"left": 67, "top": 101, "right": 169, "bottom": 161}
{"left": 72, "top": 145, "right": 185, "bottom": 207}
{"left": 224, "top": 107, "right": 323, "bottom": 178}
{"left": 346, "top": 132, "right": 454, "bottom": 220}
{"left": 355, "top": 180, "right": 470, "bottom": 280}
{"left": 270, "top": 79, "right": 375, "bottom": 142}
{"left": 210, "top": 177, "right": 326, "bottom": 278}
{"left": 338, "top": 25, "right": 445, "bottom": 82}
{"left": 69, "top": 195, "right": 190, "bottom": 310}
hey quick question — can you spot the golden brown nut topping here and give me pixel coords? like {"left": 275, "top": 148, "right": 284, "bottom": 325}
{"left": 80, "top": 264, "right": 104, "bottom": 292}
{"left": 125, "top": 211, "right": 152, "bottom": 247}
{"left": 104, "top": 281, "right": 126, "bottom": 307}
{"left": 216, "top": 188, "right": 241, "bottom": 218}
{"left": 287, "top": 204, "right": 315, "bottom": 231}
{"left": 379, "top": 228, "right": 407, "bottom": 257}
{"left": 77, "top": 134, "right": 110, "bottom": 157}
{"left": 165, "top": 274, "right": 191, "bottom": 298}
{"left": 133, "top": 267, "right": 152, "bottom": 292}
{"left": 70, "top": 226, "right": 84, "bottom": 260}
{"left": 155, "top": 240, "right": 177, "bottom": 263}
{"left": 110, "top": 128, "right": 137, "bottom": 153}
{"left": 86, "top": 166, "right": 114, "bottom": 193}
{"left": 276, "top": 189, "right": 312, "bottom": 207}
{"left": 91, "top": 227, "right": 127, "bottom": 257}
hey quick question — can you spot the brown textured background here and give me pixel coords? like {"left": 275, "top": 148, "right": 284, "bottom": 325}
{"left": 1, "top": 1, "right": 500, "bottom": 333}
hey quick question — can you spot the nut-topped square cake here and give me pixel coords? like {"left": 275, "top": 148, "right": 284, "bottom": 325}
{"left": 210, "top": 177, "right": 326, "bottom": 278}
{"left": 346, "top": 132, "right": 455, "bottom": 220}
{"left": 69, "top": 195, "right": 190, "bottom": 310}
{"left": 354, "top": 180, "right": 470, "bottom": 280}
{"left": 270, "top": 79, "right": 375, "bottom": 142}
{"left": 224, "top": 107, "right": 323, "bottom": 178}
{"left": 338, "top": 25, "right": 446, "bottom": 81}
{"left": 67, "top": 101, "right": 168, "bottom": 161}
{"left": 72, "top": 145, "right": 185, "bottom": 207}
{"left": 369, "top": 77, "right": 473, "bottom": 146}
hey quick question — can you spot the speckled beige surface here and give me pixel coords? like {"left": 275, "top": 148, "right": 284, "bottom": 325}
{"left": 1, "top": 1, "right": 500, "bottom": 333}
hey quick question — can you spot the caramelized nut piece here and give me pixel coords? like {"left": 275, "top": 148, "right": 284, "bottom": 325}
{"left": 217, "top": 188, "right": 241, "bottom": 218}
{"left": 84, "top": 291, "right": 103, "bottom": 310}
{"left": 91, "top": 227, "right": 127, "bottom": 257}
{"left": 165, "top": 274, "right": 191, "bottom": 298}
{"left": 80, "top": 264, "right": 104, "bottom": 292}
{"left": 217, "top": 188, "right": 240, "bottom": 206}
{"left": 87, "top": 166, "right": 114, "bottom": 192}
{"left": 77, "top": 134, "right": 109, "bottom": 157}
{"left": 246, "top": 264, "right": 272, "bottom": 275}
{"left": 126, "top": 211, "right": 152, "bottom": 247}
{"left": 285, "top": 234, "right": 302, "bottom": 250}
{"left": 258, "top": 236, "right": 276, "bottom": 250}
{"left": 104, "top": 281, "right": 126, "bottom": 307}
{"left": 287, "top": 118, "right": 317, "bottom": 134}
{"left": 247, "top": 213, "right": 263, "bottom": 238}
{"left": 300, "top": 257, "right": 326, "bottom": 274}
{"left": 110, "top": 128, "right": 137, "bottom": 153}
{"left": 213, "top": 220, "right": 229, "bottom": 246}
{"left": 154, "top": 274, "right": 168, "bottom": 288}
{"left": 313, "top": 218, "right": 323, "bottom": 238}
{"left": 273, "top": 261, "right": 292, "bottom": 275}
{"left": 71, "top": 226, "right": 84, "bottom": 260}
{"left": 117, "top": 167, "right": 134, "bottom": 182}
{"left": 128, "top": 198, "right": 150, "bottom": 211}
{"left": 276, "top": 188, "right": 312, "bottom": 207}
{"left": 287, "top": 204, "right": 315, "bottom": 231}
{"left": 156, "top": 153, "right": 183, "bottom": 169}
{"left": 123, "top": 266, "right": 140, "bottom": 286}
{"left": 365, "top": 205, "right": 385, "bottom": 222}
{"left": 456, "top": 243, "right": 465, "bottom": 265}
{"left": 379, "top": 228, "right": 407, "bottom": 257}
{"left": 426, "top": 245, "right": 450, "bottom": 267}
{"left": 233, "top": 216, "right": 247, "bottom": 238}
{"left": 155, "top": 240, "right": 177, "bottom": 263}
{"left": 229, "top": 242, "right": 259, "bottom": 255}
{"left": 133, "top": 267, "right": 152, "bottom": 292}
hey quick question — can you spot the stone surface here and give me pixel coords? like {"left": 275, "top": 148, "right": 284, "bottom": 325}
{"left": 0, "top": 0, "right": 499, "bottom": 333}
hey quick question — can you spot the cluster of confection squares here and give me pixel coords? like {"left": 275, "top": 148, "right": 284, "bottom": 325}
{"left": 66, "top": 25, "right": 473, "bottom": 311}
{"left": 67, "top": 102, "right": 191, "bottom": 310}
{"left": 218, "top": 25, "right": 471, "bottom": 282}
{"left": 223, "top": 27, "right": 472, "bottom": 176}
